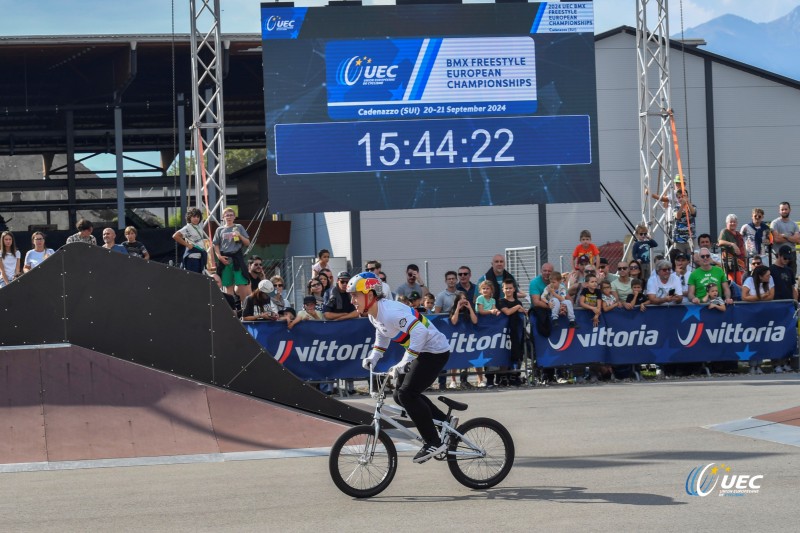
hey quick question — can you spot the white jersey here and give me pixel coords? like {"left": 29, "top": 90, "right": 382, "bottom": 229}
{"left": 369, "top": 299, "right": 450, "bottom": 359}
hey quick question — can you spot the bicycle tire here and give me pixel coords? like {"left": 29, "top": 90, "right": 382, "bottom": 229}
{"left": 447, "top": 417, "right": 514, "bottom": 489}
{"left": 329, "top": 425, "right": 398, "bottom": 498}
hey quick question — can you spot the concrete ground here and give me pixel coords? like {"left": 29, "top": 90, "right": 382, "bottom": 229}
{"left": 2, "top": 374, "right": 799, "bottom": 532}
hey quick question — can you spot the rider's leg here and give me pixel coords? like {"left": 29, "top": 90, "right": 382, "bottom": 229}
{"left": 395, "top": 351, "right": 449, "bottom": 446}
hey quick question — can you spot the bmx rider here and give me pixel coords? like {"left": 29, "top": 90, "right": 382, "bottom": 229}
{"left": 347, "top": 271, "right": 451, "bottom": 463}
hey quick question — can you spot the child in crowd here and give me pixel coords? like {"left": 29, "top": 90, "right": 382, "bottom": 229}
{"left": 572, "top": 229, "right": 601, "bottom": 270}
{"left": 600, "top": 280, "right": 619, "bottom": 312}
{"left": 422, "top": 293, "right": 436, "bottom": 314}
{"left": 541, "top": 271, "right": 577, "bottom": 328}
{"left": 632, "top": 224, "right": 658, "bottom": 280}
{"left": 396, "top": 295, "right": 410, "bottom": 306}
{"left": 289, "top": 296, "right": 323, "bottom": 329}
{"left": 626, "top": 278, "right": 648, "bottom": 311}
{"left": 703, "top": 283, "right": 726, "bottom": 311}
{"left": 475, "top": 280, "right": 500, "bottom": 316}
{"left": 578, "top": 273, "right": 601, "bottom": 327}
{"left": 497, "top": 279, "right": 526, "bottom": 386}
{"left": 122, "top": 226, "right": 150, "bottom": 260}
{"left": 311, "top": 248, "right": 330, "bottom": 277}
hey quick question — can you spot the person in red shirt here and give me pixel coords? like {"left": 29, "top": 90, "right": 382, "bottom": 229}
{"left": 572, "top": 229, "right": 601, "bottom": 270}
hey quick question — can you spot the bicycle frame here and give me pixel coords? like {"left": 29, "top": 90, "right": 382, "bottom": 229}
{"left": 364, "top": 370, "right": 487, "bottom": 460}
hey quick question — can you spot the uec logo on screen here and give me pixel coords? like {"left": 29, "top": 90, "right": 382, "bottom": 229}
{"left": 337, "top": 56, "right": 398, "bottom": 87}
{"left": 265, "top": 15, "right": 295, "bottom": 32}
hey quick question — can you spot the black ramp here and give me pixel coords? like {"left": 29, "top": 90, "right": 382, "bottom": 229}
{"left": 0, "top": 243, "right": 371, "bottom": 426}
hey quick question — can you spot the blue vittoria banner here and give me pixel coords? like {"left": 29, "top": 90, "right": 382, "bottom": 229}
{"left": 246, "top": 314, "right": 513, "bottom": 381}
{"left": 533, "top": 301, "right": 797, "bottom": 367}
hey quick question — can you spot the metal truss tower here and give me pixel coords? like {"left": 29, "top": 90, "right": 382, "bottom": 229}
{"left": 189, "top": 0, "right": 227, "bottom": 225}
{"left": 636, "top": 0, "right": 675, "bottom": 251}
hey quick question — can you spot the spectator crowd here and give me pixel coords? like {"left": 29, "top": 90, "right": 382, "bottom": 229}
{"left": 3, "top": 197, "right": 798, "bottom": 383}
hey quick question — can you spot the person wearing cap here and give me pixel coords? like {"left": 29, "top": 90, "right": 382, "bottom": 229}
{"left": 771, "top": 202, "right": 800, "bottom": 277}
{"left": 596, "top": 257, "right": 618, "bottom": 283}
{"left": 323, "top": 271, "right": 359, "bottom": 320}
{"left": 241, "top": 279, "right": 277, "bottom": 321}
{"left": 349, "top": 271, "right": 451, "bottom": 464}
{"left": 288, "top": 296, "right": 323, "bottom": 329}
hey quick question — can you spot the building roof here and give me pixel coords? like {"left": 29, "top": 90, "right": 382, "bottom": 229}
{"left": 596, "top": 26, "right": 800, "bottom": 91}
{"left": 0, "top": 34, "right": 265, "bottom": 155}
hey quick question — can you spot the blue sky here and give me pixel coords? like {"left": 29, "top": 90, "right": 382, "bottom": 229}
{"left": 1, "top": 0, "right": 798, "bottom": 37}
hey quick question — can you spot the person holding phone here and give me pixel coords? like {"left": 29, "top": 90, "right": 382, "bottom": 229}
{"left": 646, "top": 259, "right": 683, "bottom": 305}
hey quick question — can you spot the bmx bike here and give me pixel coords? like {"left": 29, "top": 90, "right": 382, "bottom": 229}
{"left": 328, "top": 369, "right": 515, "bottom": 498}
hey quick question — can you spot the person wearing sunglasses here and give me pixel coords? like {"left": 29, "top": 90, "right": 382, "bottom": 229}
{"left": 632, "top": 224, "right": 658, "bottom": 279}
{"left": 269, "top": 275, "right": 289, "bottom": 314}
{"left": 323, "top": 271, "right": 360, "bottom": 321}
{"left": 365, "top": 260, "right": 393, "bottom": 300}
{"left": 307, "top": 277, "right": 325, "bottom": 312}
{"left": 612, "top": 261, "right": 634, "bottom": 308}
{"left": 454, "top": 266, "right": 477, "bottom": 305}
{"left": 646, "top": 260, "right": 683, "bottom": 305}
{"left": 395, "top": 263, "right": 428, "bottom": 301}
{"left": 687, "top": 248, "right": 732, "bottom": 305}
{"left": 248, "top": 255, "right": 267, "bottom": 292}
{"left": 740, "top": 208, "right": 770, "bottom": 267}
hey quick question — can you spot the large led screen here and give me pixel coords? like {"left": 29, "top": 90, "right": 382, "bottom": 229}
{"left": 261, "top": 1, "right": 599, "bottom": 213}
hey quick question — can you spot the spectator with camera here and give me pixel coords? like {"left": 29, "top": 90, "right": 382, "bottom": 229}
{"left": 395, "top": 263, "right": 427, "bottom": 300}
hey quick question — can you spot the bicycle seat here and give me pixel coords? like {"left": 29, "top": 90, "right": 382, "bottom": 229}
{"left": 438, "top": 396, "right": 468, "bottom": 411}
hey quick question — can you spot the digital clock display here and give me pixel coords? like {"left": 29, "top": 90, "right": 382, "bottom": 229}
{"left": 261, "top": 2, "right": 599, "bottom": 213}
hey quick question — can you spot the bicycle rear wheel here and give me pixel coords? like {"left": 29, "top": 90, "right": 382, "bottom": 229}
{"left": 329, "top": 425, "right": 397, "bottom": 498}
{"left": 447, "top": 417, "right": 514, "bottom": 489}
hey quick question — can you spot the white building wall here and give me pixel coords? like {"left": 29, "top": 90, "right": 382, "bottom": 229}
{"left": 285, "top": 30, "right": 800, "bottom": 296}
{"left": 711, "top": 63, "right": 800, "bottom": 226}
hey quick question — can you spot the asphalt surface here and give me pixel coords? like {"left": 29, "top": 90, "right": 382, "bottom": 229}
{"left": 3, "top": 374, "right": 799, "bottom": 532}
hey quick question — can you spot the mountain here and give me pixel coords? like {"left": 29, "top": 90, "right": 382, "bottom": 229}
{"left": 675, "top": 5, "right": 800, "bottom": 81}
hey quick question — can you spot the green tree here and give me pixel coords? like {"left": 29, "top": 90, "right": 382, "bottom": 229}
{"left": 225, "top": 148, "right": 266, "bottom": 174}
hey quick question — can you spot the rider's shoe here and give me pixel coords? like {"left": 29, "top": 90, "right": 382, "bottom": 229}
{"left": 413, "top": 442, "right": 447, "bottom": 464}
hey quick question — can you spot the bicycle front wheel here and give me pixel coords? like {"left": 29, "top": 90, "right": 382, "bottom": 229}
{"left": 329, "top": 425, "right": 397, "bottom": 498}
{"left": 447, "top": 417, "right": 514, "bottom": 489}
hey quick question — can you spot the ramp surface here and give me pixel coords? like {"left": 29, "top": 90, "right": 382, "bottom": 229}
{"left": 0, "top": 243, "right": 372, "bottom": 426}
{"left": 1, "top": 346, "right": 348, "bottom": 466}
